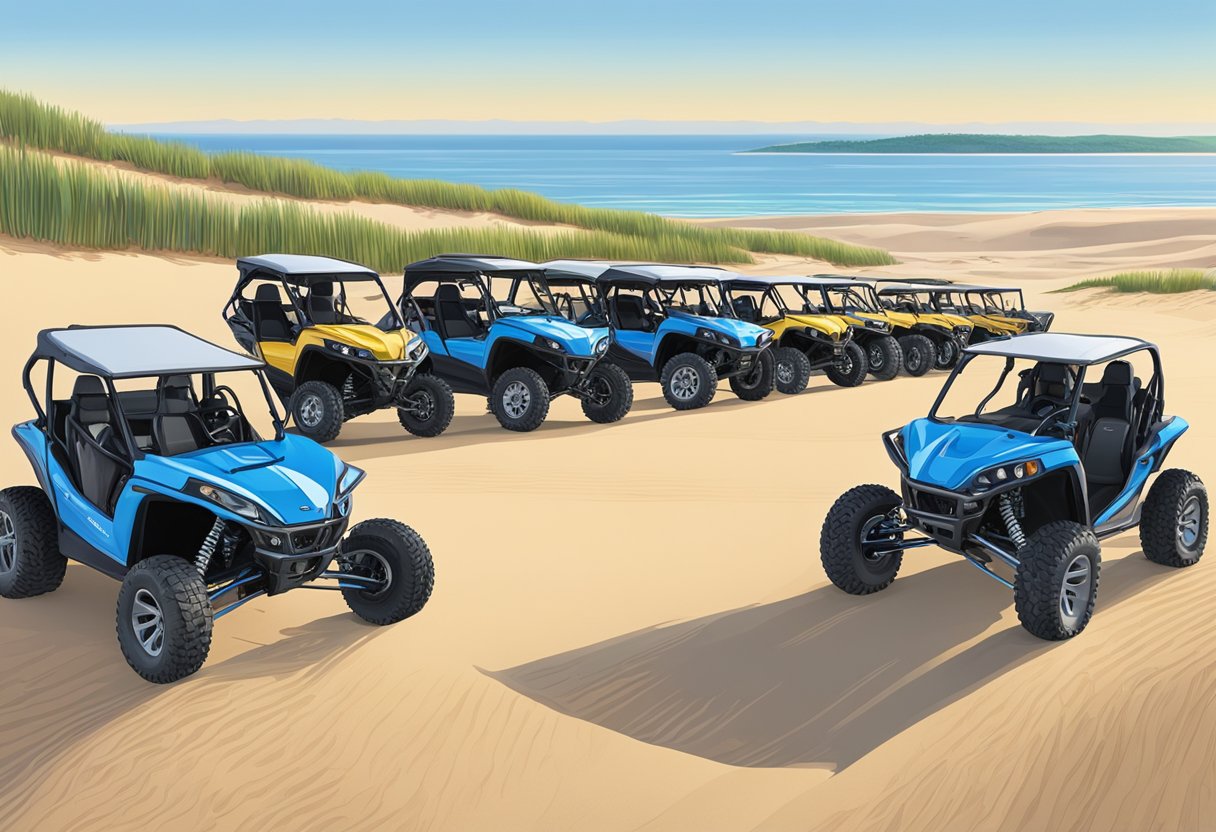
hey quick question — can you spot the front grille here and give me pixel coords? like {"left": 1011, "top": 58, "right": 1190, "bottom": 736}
{"left": 913, "top": 490, "right": 956, "bottom": 517}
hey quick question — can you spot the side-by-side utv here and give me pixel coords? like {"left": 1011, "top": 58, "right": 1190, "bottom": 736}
{"left": 223, "top": 254, "right": 453, "bottom": 443}
{"left": 869, "top": 281, "right": 975, "bottom": 370}
{"left": 821, "top": 333, "right": 1206, "bottom": 640}
{"left": 721, "top": 275, "right": 868, "bottom": 394}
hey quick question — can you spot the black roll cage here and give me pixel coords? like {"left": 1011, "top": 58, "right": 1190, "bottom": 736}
{"left": 225, "top": 267, "right": 405, "bottom": 333}
{"left": 22, "top": 355, "right": 287, "bottom": 463}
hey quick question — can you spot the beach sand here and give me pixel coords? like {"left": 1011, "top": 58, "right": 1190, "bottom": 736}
{"left": 0, "top": 205, "right": 1214, "bottom": 831}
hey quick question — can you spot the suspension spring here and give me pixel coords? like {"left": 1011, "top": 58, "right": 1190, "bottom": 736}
{"left": 999, "top": 493, "right": 1027, "bottom": 550}
{"left": 195, "top": 517, "right": 227, "bottom": 575}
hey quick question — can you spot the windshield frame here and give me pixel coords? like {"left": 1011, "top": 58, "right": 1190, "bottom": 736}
{"left": 657, "top": 280, "right": 734, "bottom": 318}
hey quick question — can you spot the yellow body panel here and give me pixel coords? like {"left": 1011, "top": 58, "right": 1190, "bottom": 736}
{"left": 760, "top": 312, "right": 853, "bottom": 341}
{"left": 968, "top": 313, "right": 1027, "bottom": 336}
{"left": 258, "top": 324, "right": 413, "bottom": 382}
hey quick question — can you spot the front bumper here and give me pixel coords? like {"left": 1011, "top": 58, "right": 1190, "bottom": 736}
{"left": 246, "top": 515, "right": 350, "bottom": 595}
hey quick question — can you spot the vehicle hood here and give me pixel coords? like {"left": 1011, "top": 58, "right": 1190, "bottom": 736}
{"left": 668, "top": 310, "right": 770, "bottom": 347}
{"left": 495, "top": 315, "right": 607, "bottom": 355}
{"left": 782, "top": 313, "right": 850, "bottom": 339}
{"left": 846, "top": 311, "right": 897, "bottom": 332}
{"left": 311, "top": 324, "right": 412, "bottom": 360}
{"left": 901, "top": 417, "right": 1076, "bottom": 491}
{"left": 968, "top": 314, "right": 1026, "bottom": 335}
{"left": 913, "top": 312, "right": 972, "bottom": 331}
{"left": 151, "top": 435, "right": 341, "bottom": 525}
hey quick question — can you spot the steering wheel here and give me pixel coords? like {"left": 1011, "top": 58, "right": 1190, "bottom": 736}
{"left": 1031, "top": 406, "right": 1071, "bottom": 437}
{"left": 200, "top": 387, "right": 244, "bottom": 443}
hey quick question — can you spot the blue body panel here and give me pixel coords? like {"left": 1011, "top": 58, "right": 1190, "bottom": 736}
{"left": 615, "top": 309, "right": 771, "bottom": 367}
{"left": 1095, "top": 416, "right": 1188, "bottom": 526}
{"left": 424, "top": 314, "right": 607, "bottom": 372}
{"left": 901, "top": 418, "right": 1079, "bottom": 491}
{"left": 13, "top": 420, "right": 344, "bottom": 567}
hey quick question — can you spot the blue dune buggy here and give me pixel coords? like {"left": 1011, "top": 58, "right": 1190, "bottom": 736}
{"left": 399, "top": 255, "right": 632, "bottom": 432}
{"left": 543, "top": 261, "right": 776, "bottom": 410}
{"left": 3, "top": 325, "right": 434, "bottom": 683}
{"left": 821, "top": 333, "right": 1207, "bottom": 639}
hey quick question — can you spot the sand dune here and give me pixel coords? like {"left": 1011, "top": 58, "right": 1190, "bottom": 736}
{"left": 1, "top": 211, "right": 1214, "bottom": 831}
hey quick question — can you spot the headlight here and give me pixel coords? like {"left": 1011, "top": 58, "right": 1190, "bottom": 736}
{"left": 407, "top": 338, "right": 428, "bottom": 360}
{"left": 867, "top": 319, "right": 890, "bottom": 332}
{"left": 186, "top": 479, "right": 269, "bottom": 523}
{"left": 971, "top": 459, "right": 1042, "bottom": 493}
{"left": 594, "top": 337, "right": 609, "bottom": 355}
{"left": 534, "top": 335, "right": 565, "bottom": 352}
{"left": 324, "top": 339, "right": 374, "bottom": 361}
{"left": 756, "top": 330, "right": 773, "bottom": 348}
{"left": 696, "top": 327, "right": 740, "bottom": 348}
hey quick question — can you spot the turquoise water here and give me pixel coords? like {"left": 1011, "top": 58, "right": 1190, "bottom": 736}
{"left": 167, "top": 134, "right": 1216, "bottom": 217}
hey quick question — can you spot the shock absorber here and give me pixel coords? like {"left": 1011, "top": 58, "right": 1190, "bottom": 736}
{"left": 999, "top": 492, "right": 1027, "bottom": 550}
{"left": 195, "top": 516, "right": 227, "bottom": 576}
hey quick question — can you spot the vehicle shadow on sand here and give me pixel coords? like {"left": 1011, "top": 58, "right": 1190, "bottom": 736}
{"left": 487, "top": 551, "right": 1176, "bottom": 771}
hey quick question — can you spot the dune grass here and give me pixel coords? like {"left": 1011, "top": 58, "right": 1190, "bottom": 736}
{"left": 0, "top": 146, "right": 773, "bottom": 270}
{"left": 0, "top": 89, "right": 898, "bottom": 267}
{"left": 1055, "top": 270, "right": 1216, "bottom": 294}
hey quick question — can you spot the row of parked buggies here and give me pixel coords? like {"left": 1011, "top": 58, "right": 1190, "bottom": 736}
{"left": 3, "top": 253, "right": 1203, "bottom": 686}
{"left": 221, "top": 254, "right": 1055, "bottom": 442}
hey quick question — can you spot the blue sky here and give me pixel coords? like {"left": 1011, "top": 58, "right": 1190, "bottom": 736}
{"left": 2, "top": 0, "right": 1213, "bottom": 126}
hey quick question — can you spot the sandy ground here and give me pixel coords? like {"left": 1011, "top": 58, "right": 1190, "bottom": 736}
{"left": 0, "top": 205, "right": 1215, "bottom": 832}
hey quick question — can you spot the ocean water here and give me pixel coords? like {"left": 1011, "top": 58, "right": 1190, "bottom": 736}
{"left": 166, "top": 134, "right": 1216, "bottom": 217}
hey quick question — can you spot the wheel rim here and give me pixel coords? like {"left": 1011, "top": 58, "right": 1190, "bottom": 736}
{"left": 906, "top": 346, "right": 923, "bottom": 372}
{"left": 340, "top": 549, "right": 393, "bottom": 599}
{"left": 670, "top": 366, "right": 700, "bottom": 401}
{"left": 0, "top": 509, "right": 15, "bottom": 575}
{"left": 939, "top": 342, "right": 956, "bottom": 367}
{"left": 131, "top": 588, "right": 165, "bottom": 657}
{"left": 776, "top": 361, "right": 794, "bottom": 386}
{"left": 868, "top": 345, "right": 884, "bottom": 370}
{"left": 837, "top": 353, "right": 854, "bottom": 374}
{"left": 1179, "top": 495, "right": 1203, "bottom": 550}
{"left": 502, "top": 380, "right": 531, "bottom": 419}
{"left": 1058, "top": 554, "right": 1093, "bottom": 626}
{"left": 586, "top": 374, "right": 612, "bottom": 406}
{"left": 859, "top": 510, "right": 903, "bottom": 571}
{"left": 298, "top": 394, "right": 324, "bottom": 428}
{"left": 405, "top": 389, "right": 435, "bottom": 421}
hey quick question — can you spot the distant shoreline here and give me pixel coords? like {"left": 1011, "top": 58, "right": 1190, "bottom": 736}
{"left": 750, "top": 134, "right": 1216, "bottom": 154}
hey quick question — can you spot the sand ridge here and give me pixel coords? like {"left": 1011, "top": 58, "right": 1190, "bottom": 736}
{"left": 0, "top": 210, "right": 1214, "bottom": 830}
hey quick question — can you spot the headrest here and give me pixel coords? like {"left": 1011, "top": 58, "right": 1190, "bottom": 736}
{"left": 615, "top": 294, "right": 645, "bottom": 309}
{"left": 159, "top": 375, "right": 194, "bottom": 414}
{"left": 161, "top": 374, "right": 192, "bottom": 392}
{"left": 1101, "top": 360, "right": 1133, "bottom": 387}
{"left": 311, "top": 281, "right": 334, "bottom": 298}
{"left": 254, "top": 283, "right": 282, "bottom": 302}
{"left": 1037, "top": 363, "right": 1069, "bottom": 385}
{"left": 72, "top": 375, "right": 106, "bottom": 397}
{"left": 435, "top": 283, "right": 463, "bottom": 302}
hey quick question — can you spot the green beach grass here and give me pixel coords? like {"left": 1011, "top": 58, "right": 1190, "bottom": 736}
{"left": 1055, "top": 270, "right": 1216, "bottom": 294}
{"left": 0, "top": 90, "right": 897, "bottom": 267}
{"left": 0, "top": 146, "right": 776, "bottom": 270}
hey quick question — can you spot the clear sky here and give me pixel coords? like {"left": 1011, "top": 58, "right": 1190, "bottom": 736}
{"left": 3, "top": 0, "right": 1214, "bottom": 126}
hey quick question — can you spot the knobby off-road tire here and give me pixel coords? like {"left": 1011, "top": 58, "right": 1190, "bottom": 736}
{"left": 340, "top": 519, "right": 435, "bottom": 625}
{"left": 581, "top": 362, "right": 634, "bottom": 424}
{"left": 490, "top": 367, "right": 550, "bottom": 432}
{"left": 291, "top": 380, "right": 345, "bottom": 443}
{"left": 864, "top": 336, "right": 903, "bottom": 381}
{"left": 1140, "top": 469, "right": 1208, "bottom": 567}
{"left": 729, "top": 348, "right": 776, "bottom": 401}
{"left": 898, "top": 334, "right": 936, "bottom": 377}
{"left": 398, "top": 373, "right": 456, "bottom": 437}
{"left": 0, "top": 486, "right": 65, "bottom": 599}
{"left": 934, "top": 337, "right": 961, "bottom": 370}
{"left": 820, "top": 484, "right": 904, "bottom": 594}
{"left": 773, "top": 347, "right": 812, "bottom": 395}
{"left": 1014, "top": 521, "right": 1101, "bottom": 640}
{"left": 826, "top": 341, "right": 868, "bottom": 388}
{"left": 661, "top": 352, "right": 717, "bottom": 410}
{"left": 116, "top": 556, "right": 213, "bottom": 683}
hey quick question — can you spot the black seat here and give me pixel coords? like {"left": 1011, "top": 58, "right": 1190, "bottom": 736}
{"left": 1082, "top": 361, "right": 1139, "bottom": 509}
{"left": 152, "top": 375, "right": 211, "bottom": 457}
{"left": 66, "top": 376, "right": 127, "bottom": 511}
{"left": 435, "top": 283, "right": 482, "bottom": 339}
{"left": 252, "top": 283, "right": 294, "bottom": 341}
{"left": 612, "top": 295, "right": 652, "bottom": 332}
{"left": 732, "top": 296, "right": 759, "bottom": 322}
{"left": 1027, "top": 363, "right": 1072, "bottom": 416}
{"left": 308, "top": 281, "right": 340, "bottom": 325}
